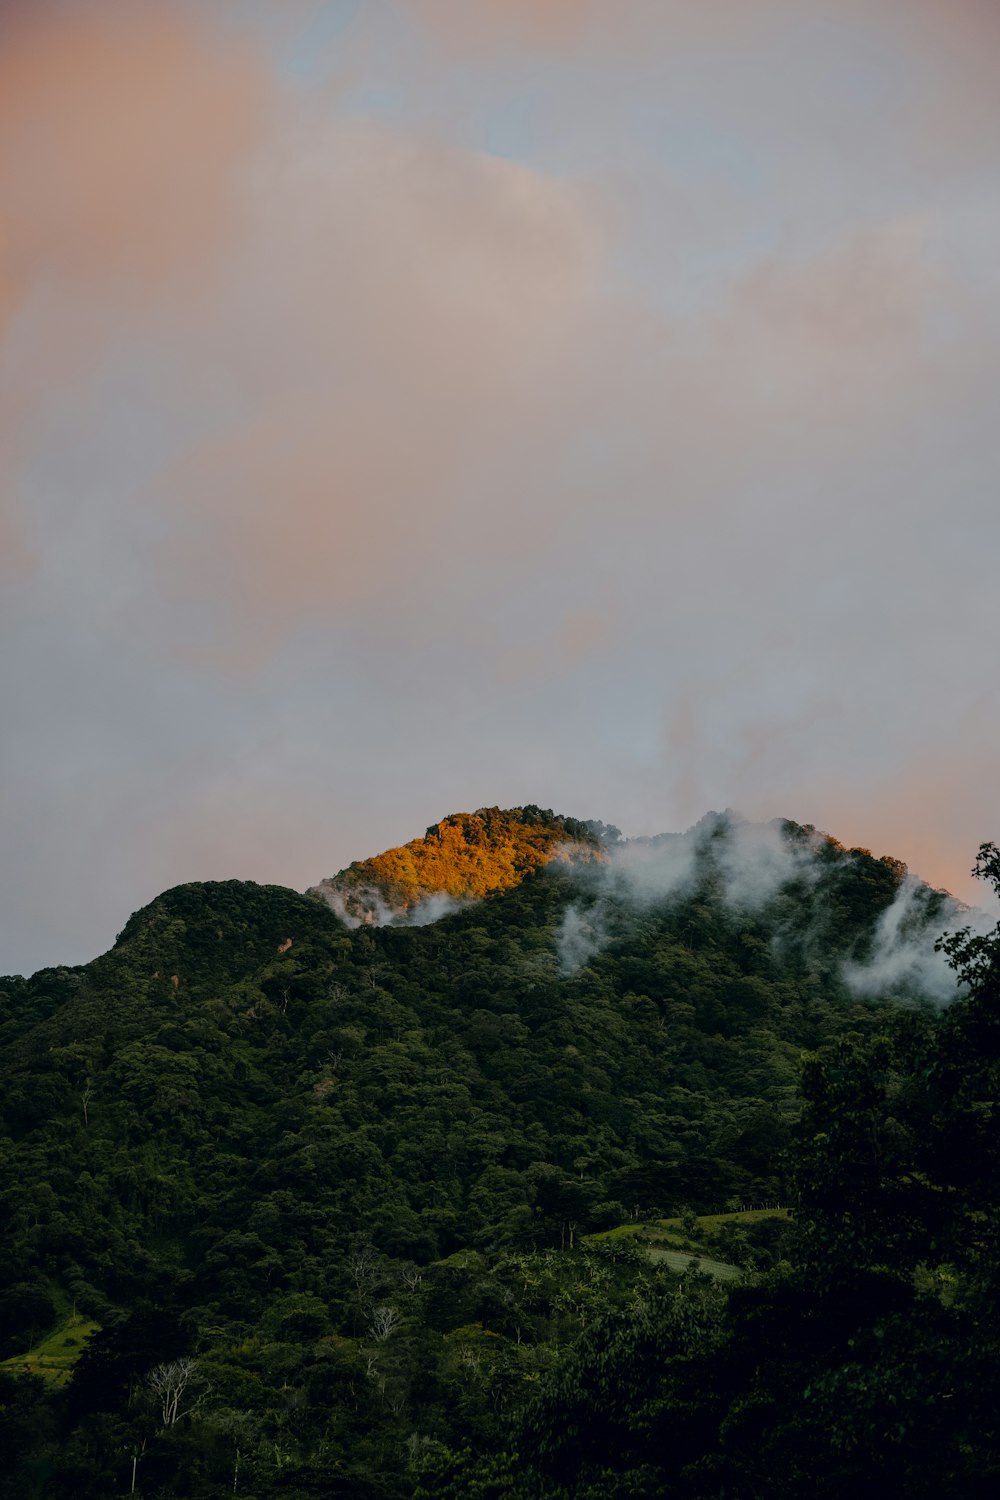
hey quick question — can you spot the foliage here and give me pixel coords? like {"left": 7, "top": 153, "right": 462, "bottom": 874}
{"left": 309, "top": 805, "right": 604, "bottom": 919}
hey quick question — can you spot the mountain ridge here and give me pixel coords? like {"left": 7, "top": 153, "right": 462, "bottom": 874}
{"left": 306, "top": 804, "right": 609, "bottom": 926}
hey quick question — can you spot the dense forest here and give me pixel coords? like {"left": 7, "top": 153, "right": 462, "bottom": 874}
{"left": 1, "top": 807, "right": 997, "bottom": 1497}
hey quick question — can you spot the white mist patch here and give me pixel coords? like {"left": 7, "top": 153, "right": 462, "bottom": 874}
{"left": 567, "top": 813, "right": 813, "bottom": 924}
{"left": 608, "top": 833, "right": 698, "bottom": 905}
{"left": 553, "top": 812, "right": 977, "bottom": 1003}
{"left": 842, "top": 874, "right": 986, "bottom": 1004}
{"left": 554, "top": 834, "right": 697, "bottom": 975}
{"left": 604, "top": 814, "right": 818, "bottom": 914}
{"left": 314, "top": 885, "right": 397, "bottom": 928}
{"left": 713, "top": 818, "right": 820, "bottom": 910}
{"left": 313, "top": 882, "right": 465, "bottom": 929}
{"left": 556, "top": 904, "right": 608, "bottom": 974}
{"left": 406, "top": 891, "right": 467, "bottom": 926}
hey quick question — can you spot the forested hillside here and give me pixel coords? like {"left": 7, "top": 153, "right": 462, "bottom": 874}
{"left": 1, "top": 808, "right": 997, "bottom": 1497}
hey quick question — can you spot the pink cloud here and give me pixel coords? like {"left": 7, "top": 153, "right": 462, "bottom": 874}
{"left": 0, "top": 0, "right": 269, "bottom": 565}
{"left": 400, "top": 0, "right": 817, "bottom": 57}
{"left": 3, "top": 0, "right": 998, "bottom": 973}
{"left": 153, "top": 121, "right": 602, "bottom": 660}
{"left": 401, "top": 0, "right": 595, "bottom": 53}
{"left": 0, "top": 0, "right": 267, "bottom": 317}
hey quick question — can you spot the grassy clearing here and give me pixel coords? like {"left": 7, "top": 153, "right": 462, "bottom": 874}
{"left": 583, "top": 1222, "right": 740, "bottom": 1278}
{"left": 1, "top": 1313, "right": 99, "bottom": 1387}
{"left": 585, "top": 1208, "right": 790, "bottom": 1284}
{"left": 644, "top": 1247, "right": 744, "bottom": 1281}
{"left": 658, "top": 1208, "right": 790, "bottom": 1234}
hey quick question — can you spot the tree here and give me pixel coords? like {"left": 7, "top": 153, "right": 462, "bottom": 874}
{"left": 146, "top": 1358, "right": 209, "bottom": 1427}
{"left": 368, "top": 1303, "right": 401, "bottom": 1342}
{"left": 935, "top": 840, "right": 1000, "bottom": 991}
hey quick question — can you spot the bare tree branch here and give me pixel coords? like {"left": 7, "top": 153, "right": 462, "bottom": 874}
{"left": 146, "top": 1358, "right": 210, "bottom": 1427}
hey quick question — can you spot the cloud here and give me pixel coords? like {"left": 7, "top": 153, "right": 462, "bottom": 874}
{"left": 401, "top": 1, "right": 822, "bottom": 58}
{"left": 401, "top": 0, "right": 595, "bottom": 53}
{"left": 0, "top": 0, "right": 269, "bottom": 568}
{"left": 0, "top": 1, "right": 265, "bottom": 310}
{"left": 556, "top": 901, "right": 609, "bottom": 974}
{"left": 3, "top": 0, "right": 1000, "bottom": 975}
{"left": 841, "top": 873, "right": 988, "bottom": 1004}
{"left": 149, "top": 118, "right": 602, "bottom": 661}
{"left": 0, "top": 0, "right": 953, "bottom": 658}
{"left": 0, "top": 0, "right": 602, "bottom": 653}
{"left": 156, "top": 199, "right": 949, "bottom": 668}
{"left": 726, "top": 218, "right": 934, "bottom": 373}
{"left": 883, "top": 0, "right": 1000, "bottom": 157}
{"left": 310, "top": 880, "right": 466, "bottom": 929}
{"left": 555, "top": 814, "right": 975, "bottom": 1005}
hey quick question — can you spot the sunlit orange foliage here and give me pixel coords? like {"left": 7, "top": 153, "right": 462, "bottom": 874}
{"left": 334, "top": 807, "right": 599, "bottom": 911}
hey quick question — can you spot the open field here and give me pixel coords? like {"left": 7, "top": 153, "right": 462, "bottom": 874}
{"left": 1, "top": 1313, "right": 99, "bottom": 1388}
{"left": 585, "top": 1207, "right": 791, "bottom": 1282}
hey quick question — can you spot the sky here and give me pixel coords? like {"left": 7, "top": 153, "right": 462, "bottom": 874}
{"left": 2, "top": 0, "right": 999, "bottom": 975}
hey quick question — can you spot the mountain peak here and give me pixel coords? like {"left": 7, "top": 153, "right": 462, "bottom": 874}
{"left": 308, "top": 805, "right": 608, "bottom": 926}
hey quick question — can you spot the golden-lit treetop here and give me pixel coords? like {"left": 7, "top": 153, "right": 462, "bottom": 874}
{"left": 310, "top": 806, "right": 603, "bottom": 922}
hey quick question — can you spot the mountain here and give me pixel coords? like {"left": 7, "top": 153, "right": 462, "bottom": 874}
{"left": 0, "top": 807, "right": 994, "bottom": 1499}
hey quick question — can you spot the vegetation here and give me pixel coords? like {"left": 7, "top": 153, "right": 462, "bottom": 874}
{"left": 309, "top": 805, "right": 607, "bottom": 920}
{"left": 0, "top": 809, "right": 996, "bottom": 1495}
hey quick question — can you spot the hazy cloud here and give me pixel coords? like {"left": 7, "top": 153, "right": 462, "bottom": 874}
{"left": 556, "top": 902, "right": 610, "bottom": 975}
{"left": 310, "top": 880, "right": 466, "bottom": 930}
{"left": 402, "top": 0, "right": 595, "bottom": 53}
{"left": 3, "top": 0, "right": 999, "bottom": 973}
{"left": 0, "top": 0, "right": 268, "bottom": 567}
{"left": 841, "top": 874, "right": 974, "bottom": 1005}
{"left": 155, "top": 117, "right": 601, "bottom": 660}
{"left": 555, "top": 816, "right": 981, "bottom": 1005}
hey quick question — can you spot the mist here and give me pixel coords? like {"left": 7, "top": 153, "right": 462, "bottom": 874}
{"left": 554, "top": 813, "right": 991, "bottom": 1005}
{"left": 309, "top": 881, "right": 467, "bottom": 930}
